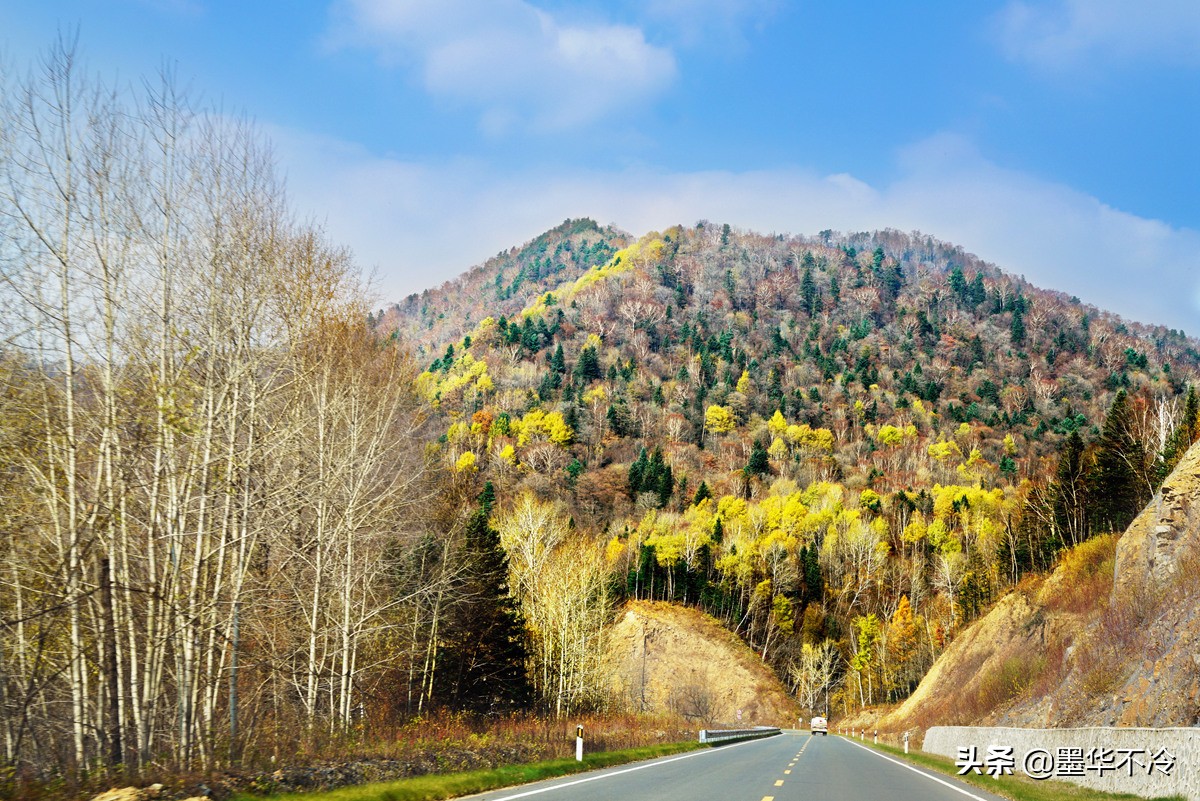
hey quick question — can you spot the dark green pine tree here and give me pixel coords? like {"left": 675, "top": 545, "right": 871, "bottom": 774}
{"left": 1052, "top": 431, "right": 1089, "bottom": 547}
{"left": 957, "top": 548, "right": 992, "bottom": 624}
{"left": 1185, "top": 385, "right": 1200, "bottom": 443}
{"left": 1010, "top": 305, "right": 1027, "bottom": 348}
{"left": 800, "top": 266, "right": 819, "bottom": 316}
{"left": 549, "top": 343, "right": 566, "bottom": 375}
{"left": 648, "top": 448, "right": 665, "bottom": 485}
{"left": 438, "top": 343, "right": 455, "bottom": 372}
{"left": 744, "top": 438, "right": 770, "bottom": 479}
{"left": 516, "top": 317, "right": 535, "bottom": 350}
{"left": 767, "top": 368, "right": 785, "bottom": 408}
{"left": 880, "top": 264, "right": 903, "bottom": 303}
{"left": 656, "top": 460, "right": 674, "bottom": 508}
{"left": 948, "top": 266, "right": 967, "bottom": 300}
{"left": 537, "top": 369, "right": 561, "bottom": 399}
{"left": 606, "top": 396, "right": 640, "bottom": 437}
{"left": 574, "top": 344, "right": 602, "bottom": 383}
{"left": 435, "top": 484, "right": 532, "bottom": 713}
{"left": 628, "top": 447, "right": 649, "bottom": 498}
{"left": 1089, "top": 391, "right": 1147, "bottom": 535}
{"left": 800, "top": 544, "right": 823, "bottom": 604}
{"left": 563, "top": 402, "right": 580, "bottom": 436}
{"left": 692, "top": 480, "right": 712, "bottom": 506}
{"left": 969, "top": 273, "right": 986, "bottom": 305}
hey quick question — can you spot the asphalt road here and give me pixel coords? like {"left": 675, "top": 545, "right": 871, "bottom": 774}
{"left": 460, "top": 732, "right": 1010, "bottom": 801}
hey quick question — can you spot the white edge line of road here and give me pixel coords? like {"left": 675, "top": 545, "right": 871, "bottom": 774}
{"left": 841, "top": 735, "right": 997, "bottom": 801}
{"left": 479, "top": 735, "right": 777, "bottom": 800}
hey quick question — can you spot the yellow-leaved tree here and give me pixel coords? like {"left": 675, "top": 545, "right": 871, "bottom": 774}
{"left": 705, "top": 404, "right": 737, "bottom": 434}
{"left": 495, "top": 495, "right": 612, "bottom": 716}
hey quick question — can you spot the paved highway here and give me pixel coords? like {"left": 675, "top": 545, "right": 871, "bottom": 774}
{"left": 460, "top": 732, "right": 1009, "bottom": 801}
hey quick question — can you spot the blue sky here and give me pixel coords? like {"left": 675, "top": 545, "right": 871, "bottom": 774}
{"left": 4, "top": 1, "right": 1199, "bottom": 332}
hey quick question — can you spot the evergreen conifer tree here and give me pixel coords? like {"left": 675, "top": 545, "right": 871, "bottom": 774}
{"left": 1089, "top": 391, "right": 1146, "bottom": 535}
{"left": 1010, "top": 305, "right": 1026, "bottom": 348}
{"left": 628, "top": 447, "right": 649, "bottom": 497}
{"left": 800, "top": 267, "right": 819, "bottom": 316}
{"left": 574, "top": 344, "right": 601, "bottom": 382}
{"left": 744, "top": 439, "right": 770, "bottom": 479}
{"left": 435, "top": 484, "right": 532, "bottom": 713}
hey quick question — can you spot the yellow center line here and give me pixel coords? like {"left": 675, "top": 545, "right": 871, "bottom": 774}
{"left": 784, "top": 769, "right": 791, "bottom": 775}
{"left": 761, "top": 797, "right": 775, "bottom": 801}
{"left": 774, "top": 780, "right": 784, "bottom": 786}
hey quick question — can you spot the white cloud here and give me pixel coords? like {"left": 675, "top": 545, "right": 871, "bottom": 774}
{"left": 996, "top": 0, "right": 1200, "bottom": 70}
{"left": 328, "top": 0, "right": 676, "bottom": 132}
{"left": 273, "top": 126, "right": 1200, "bottom": 334}
{"left": 635, "top": 0, "right": 779, "bottom": 46}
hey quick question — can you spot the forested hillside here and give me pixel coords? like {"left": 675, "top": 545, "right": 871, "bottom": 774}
{"left": 384, "top": 219, "right": 1200, "bottom": 715}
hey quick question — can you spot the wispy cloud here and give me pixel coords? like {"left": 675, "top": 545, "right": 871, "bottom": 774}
{"left": 327, "top": 0, "right": 676, "bottom": 133}
{"left": 996, "top": 0, "right": 1200, "bottom": 70}
{"left": 273, "top": 125, "right": 1200, "bottom": 333}
{"left": 635, "top": 0, "right": 779, "bottom": 47}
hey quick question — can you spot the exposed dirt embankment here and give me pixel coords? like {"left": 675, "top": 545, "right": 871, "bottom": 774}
{"left": 880, "top": 441, "right": 1200, "bottom": 739}
{"left": 606, "top": 601, "right": 800, "bottom": 727}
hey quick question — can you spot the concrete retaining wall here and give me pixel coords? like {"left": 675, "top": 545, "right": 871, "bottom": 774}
{"left": 924, "top": 726, "right": 1199, "bottom": 800}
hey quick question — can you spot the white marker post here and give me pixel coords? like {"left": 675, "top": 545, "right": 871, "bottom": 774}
{"left": 904, "top": 732, "right": 910, "bottom": 754}
{"left": 576, "top": 724, "right": 584, "bottom": 762}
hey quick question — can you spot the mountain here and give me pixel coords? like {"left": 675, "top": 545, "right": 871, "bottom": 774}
{"left": 379, "top": 218, "right": 630, "bottom": 353}
{"left": 380, "top": 218, "right": 1200, "bottom": 715}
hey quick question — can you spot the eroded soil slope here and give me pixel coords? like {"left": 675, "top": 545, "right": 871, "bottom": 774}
{"left": 606, "top": 601, "right": 800, "bottom": 727}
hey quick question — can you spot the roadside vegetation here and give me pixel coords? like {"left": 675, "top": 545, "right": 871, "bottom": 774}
{"left": 233, "top": 741, "right": 704, "bottom": 801}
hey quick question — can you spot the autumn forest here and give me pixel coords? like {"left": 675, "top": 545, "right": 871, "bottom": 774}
{"left": 3, "top": 42, "right": 1200, "bottom": 793}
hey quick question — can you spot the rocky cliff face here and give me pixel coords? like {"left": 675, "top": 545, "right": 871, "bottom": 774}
{"left": 882, "top": 441, "right": 1200, "bottom": 735}
{"left": 1115, "top": 439, "right": 1200, "bottom": 594}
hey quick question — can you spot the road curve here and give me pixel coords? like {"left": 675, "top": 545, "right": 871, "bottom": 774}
{"left": 458, "top": 732, "right": 1009, "bottom": 801}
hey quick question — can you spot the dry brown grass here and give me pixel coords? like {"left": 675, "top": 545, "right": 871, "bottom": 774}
{"left": 975, "top": 654, "right": 1047, "bottom": 711}
{"left": 282, "top": 710, "right": 695, "bottom": 766}
{"left": 1040, "top": 534, "right": 1116, "bottom": 614}
{"left": 1071, "top": 576, "right": 1161, "bottom": 698}
{"left": 905, "top": 649, "right": 993, "bottom": 728}
{"left": 1170, "top": 535, "right": 1200, "bottom": 593}
{"left": 0, "top": 712, "right": 699, "bottom": 801}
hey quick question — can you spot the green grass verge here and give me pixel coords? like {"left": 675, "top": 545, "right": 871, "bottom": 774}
{"left": 231, "top": 741, "right": 704, "bottom": 801}
{"left": 847, "top": 737, "right": 1184, "bottom": 801}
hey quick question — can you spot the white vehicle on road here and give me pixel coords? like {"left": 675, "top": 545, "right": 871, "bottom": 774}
{"left": 810, "top": 715, "right": 828, "bottom": 735}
